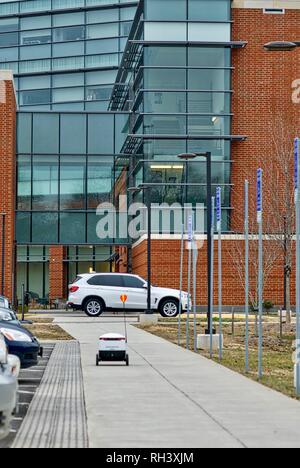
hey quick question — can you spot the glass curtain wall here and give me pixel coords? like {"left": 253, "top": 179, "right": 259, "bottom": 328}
{"left": 16, "top": 111, "right": 130, "bottom": 244}
{"left": 0, "top": 0, "right": 138, "bottom": 109}
{"left": 117, "top": 0, "right": 232, "bottom": 231}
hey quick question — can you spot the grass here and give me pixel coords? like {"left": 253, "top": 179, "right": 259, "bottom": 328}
{"left": 18, "top": 316, "right": 74, "bottom": 341}
{"left": 138, "top": 317, "right": 298, "bottom": 399}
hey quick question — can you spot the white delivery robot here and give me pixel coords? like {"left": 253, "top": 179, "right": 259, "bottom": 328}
{"left": 96, "top": 294, "right": 130, "bottom": 367}
{"left": 96, "top": 333, "right": 129, "bottom": 366}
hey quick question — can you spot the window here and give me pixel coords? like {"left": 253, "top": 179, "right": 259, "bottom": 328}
{"left": 144, "top": 22, "right": 186, "bottom": 42}
{"left": 20, "top": 89, "right": 51, "bottom": 106}
{"left": 21, "top": 16, "right": 51, "bottom": 30}
{"left": 32, "top": 156, "right": 59, "bottom": 210}
{"left": 88, "top": 156, "right": 114, "bottom": 208}
{"left": 60, "top": 156, "right": 86, "bottom": 209}
{"left": 0, "top": 32, "right": 18, "bottom": 47}
{"left": 144, "top": 47, "right": 186, "bottom": 67}
{"left": 33, "top": 114, "right": 59, "bottom": 154}
{"left": 17, "top": 156, "right": 31, "bottom": 210}
{"left": 20, "top": 29, "right": 51, "bottom": 45}
{"left": 0, "top": 18, "right": 19, "bottom": 33}
{"left": 60, "top": 114, "right": 86, "bottom": 153}
{"left": 53, "top": 26, "right": 85, "bottom": 42}
{"left": 88, "top": 114, "right": 114, "bottom": 154}
{"left": 123, "top": 276, "right": 145, "bottom": 289}
{"left": 32, "top": 213, "right": 58, "bottom": 243}
{"left": 189, "top": 0, "right": 230, "bottom": 21}
{"left": 145, "top": 0, "right": 186, "bottom": 20}
{"left": 60, "top": 212, "right": 86, "bottom": 243}
{"left": 87, "top": 275, "right": 124, "bottom": 287}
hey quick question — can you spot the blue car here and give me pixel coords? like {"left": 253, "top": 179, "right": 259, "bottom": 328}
{"left": 0, "top": 321, "right": 43, "bottom": 369}
{"left": 0, "top": 308, "right": 20, "bottom": 326}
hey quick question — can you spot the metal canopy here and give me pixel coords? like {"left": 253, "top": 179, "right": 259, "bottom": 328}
{"left": 120, "top": 133, "right": 247, "bottom": 154}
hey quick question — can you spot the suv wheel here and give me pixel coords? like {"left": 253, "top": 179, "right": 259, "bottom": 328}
{"left": 159, "top": 299, "right": 179, "bottom": 318}
{"left": 84, "top": 298, "right": 104, "bottom": 317}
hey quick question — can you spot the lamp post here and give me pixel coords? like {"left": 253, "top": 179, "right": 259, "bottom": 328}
{"left": 177, "top": 152, "right": 213, "bottom": 333}
{"left": 128, "top": 185, "right": 152, "bottom": 314}
{"left": 177, "top": 153, "right": 197, "bottom": 204}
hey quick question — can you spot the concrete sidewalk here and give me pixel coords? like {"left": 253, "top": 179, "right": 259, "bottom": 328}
{"left": 57, "top": 317, "right": 300, "bottom": 448}
{"left": 13, "top": 341, "right": 88, "bottom": 449}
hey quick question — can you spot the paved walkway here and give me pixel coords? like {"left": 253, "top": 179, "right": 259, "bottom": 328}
{"left": 13, "top": 341, "right": 88, "bottom": 449}
{"left": 55, "top": 316, "right": 300, "bottom": 449}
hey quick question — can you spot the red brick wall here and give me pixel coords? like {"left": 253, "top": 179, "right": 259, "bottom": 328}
{"left": 132, "top": 238, "right": 291, "bottom": 306}
{"left": 0, "top": 74, "right": 16, "bottom": 302}
{"left": 49, "top": 246, "right": 66, "bottom": 300}
{"left": 231, "top": 8, "right": 300, "bottom": 231}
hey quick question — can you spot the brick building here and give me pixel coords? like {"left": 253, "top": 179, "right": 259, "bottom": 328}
{"left": 0, "top": 0, "right": 299, "bottom": 307}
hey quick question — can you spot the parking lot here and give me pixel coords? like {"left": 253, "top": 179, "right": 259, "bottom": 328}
{"left": 0, "top": 344, "right": 54, "bottom": 449}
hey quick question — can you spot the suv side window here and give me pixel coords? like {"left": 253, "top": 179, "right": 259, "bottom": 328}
{"left": 123, "top": 276, "right": 145, "bottom": 289}
{"left": 87, "top": 275, "right": 124, "bottom": 287}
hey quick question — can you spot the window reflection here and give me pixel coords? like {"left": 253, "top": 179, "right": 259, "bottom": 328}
{"left": 60, "top": 156, "right": 86, "bottom": 210}
{"left": 87, "top": 156, "right": 114, "bottom": 208}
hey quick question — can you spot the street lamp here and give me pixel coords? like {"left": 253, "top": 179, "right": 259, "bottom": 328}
{"left": 263, "top": 41, "right": 299, "bottom": 52}
{"left": 128, "top": 185, "right": 152, "bottom": 314}
{"left": 177, "top": 153, "right": 197, "bottom": 206}
{"left": 177, "top": 152, "right": 213, "bottom": 334}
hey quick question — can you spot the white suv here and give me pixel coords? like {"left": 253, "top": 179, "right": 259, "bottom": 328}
{"left": 67, "top": 273, "right": 190, "bottom": 318}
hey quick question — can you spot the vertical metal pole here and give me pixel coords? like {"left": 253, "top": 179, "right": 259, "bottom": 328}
{"left": 178, "top": 223, "right": 184, "bottom": 346}
{"left": 146, "top": 188, "right": 152, "bottom": 314}
{"left": 210, "top": 196, "right": 215, "bottom": 358}
{"left": 21, "top": 283, "right": 25, "bottom": 322}
{"left": 245, "top": 180, "right": 250, "bottom": 373}
{"left": 216, "top": 187, "right": 222, "bottom": 360}
{"left": 193, "top": 220, "right": 198, "bottom": 353}
{"left": 186, "top": 217, "right": 192, "bottom": 350}
{"left": 1, "top": 213, "right": 5, "bottom": 295}
{"left": 257, "top": 169, "right": 263, "bottom": 380}
{"left": 283, "top": 215, "right": 287, "bottom": 312}
{"left": 206, "top": 152, "right": 212, "bottom": 334}
{"left": 295, "top": 138, "right": 300, "bottom": 395}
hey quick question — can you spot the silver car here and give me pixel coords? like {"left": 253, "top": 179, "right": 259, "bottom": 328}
{"left": 0, "top": 333, "right": 18, "bottom": 440}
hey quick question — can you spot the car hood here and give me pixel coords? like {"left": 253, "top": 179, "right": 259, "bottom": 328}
{"left": 0, "top": 321, "right": 35, "bottom": 340}
{"left": 151, "top": 286, "right": 188, "bottom": 297}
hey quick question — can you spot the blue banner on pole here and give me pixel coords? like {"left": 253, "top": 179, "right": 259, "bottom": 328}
{"left": 257, "top": 168, "right": 263, "bottom": 223}
{"left": 216, "top": 187, "right": 221, "bottom": 232}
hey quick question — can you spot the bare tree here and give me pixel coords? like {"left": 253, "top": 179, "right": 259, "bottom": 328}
{"left": 228, "top": 114, "right": 296, "bottom": 322}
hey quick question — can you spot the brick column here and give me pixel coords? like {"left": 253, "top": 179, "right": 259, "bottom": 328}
{"left": 49, "top": 246, "right": 65, "bottom": 300}
{"left": 0, "top": 71, "right": 16, "bottom": 303}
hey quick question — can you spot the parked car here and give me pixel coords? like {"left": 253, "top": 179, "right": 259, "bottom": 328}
{"left": 67, "top": 273, "right": 190, "bottom": 318}
{"left": 0, "top": 333, "right": 18, "bottom": 441}
{"left": 0, "top": 295, "right": 11, "bottom": 310}
{"left": 0, "top": 322, "right": 43, "bottom": 369}
{"left": 0, "top": 308, "right": 20, "bottom": 326}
